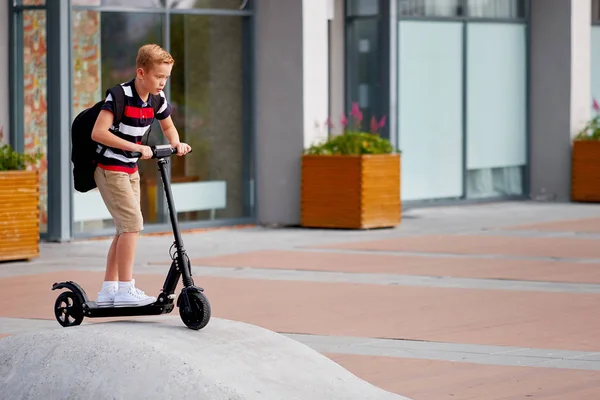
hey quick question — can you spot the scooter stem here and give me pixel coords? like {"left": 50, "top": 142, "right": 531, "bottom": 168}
{"left": 157, "top": 157, "right": 193, "bottom": 287}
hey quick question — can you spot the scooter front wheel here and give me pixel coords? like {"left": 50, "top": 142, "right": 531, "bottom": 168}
{"left": 54, "top": 291, "right": 84, "bottom": 327}
{"left": 179, "top": 290, "right": 211, "bottom": 330}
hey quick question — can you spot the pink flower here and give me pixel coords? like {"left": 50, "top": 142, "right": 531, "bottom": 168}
{"left": 594, "top": 99, "right": 600, "bottom": 113}
{"left": 341, "top": 114, "right": 348, "bottom": 127}
{"left": 379, "top": 116, "right": 386, "bottom": 128}
{"left": 370, "top": 116, "right": 378, "bottom": 133}
{"left": 351, "top": 102, "right": 360, "bottom": 119}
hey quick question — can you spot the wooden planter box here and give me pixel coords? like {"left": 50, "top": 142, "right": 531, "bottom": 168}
{"left": 301, "top": 154, "right": 401, "bottom": 229}
{"left": 0, "top": 170, "right": 40, "bottom": 262}
{"left": 571, "top": 140, "right": 600, "bottom": 202}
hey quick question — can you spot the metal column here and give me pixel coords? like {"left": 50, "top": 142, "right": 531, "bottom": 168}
{"left": 46, "top": 0, "right": 73, "bottom": 242}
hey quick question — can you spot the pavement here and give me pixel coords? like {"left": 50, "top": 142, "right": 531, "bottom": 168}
{"left": 2, "top": 200, "right": 600, "bottom": 398}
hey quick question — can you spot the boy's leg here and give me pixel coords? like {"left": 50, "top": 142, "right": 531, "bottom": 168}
{"left": 97, "top": 235, "right": 120, "bottom": 307}
{"left": 111, "top": 170, "right": 156, "bottom": 307}
{"left": 104, "top": 235, "right": 120, "bottom": 281}
{"left": 94, "top": 168, "right": 121, "bottom": 306}
{"left": 94, "top": 169, "right": 155, "bottom": 307}
{"left": 115, "top": 232, "right": 138, "bottom": 282}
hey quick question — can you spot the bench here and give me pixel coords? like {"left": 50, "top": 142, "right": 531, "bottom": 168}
{"left": 73, "top": 181, "right": 227, "bottom": 227}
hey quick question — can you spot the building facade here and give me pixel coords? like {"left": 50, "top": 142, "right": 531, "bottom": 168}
{"left": 0, "top": 0, "right": 596, "bottom": 242}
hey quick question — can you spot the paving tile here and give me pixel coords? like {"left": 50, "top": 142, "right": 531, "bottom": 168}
{"left": 504, "top": 217, "right": 600, "bottom": 233}
{"left": 186, "top": 250, "right": 600, "bottom": 284}
{"left": 532, "top": 359, "right": 600, "bottom": 371}
{"left": 285, "top": 333, "right": 600, "bottom": 369}
{"left": 3, "top": 270, "right": 600, "bottom": 351}
{"left": 310, "top": 343, "right": 599, "bottom": 370}
{"left": 315, "top": 234, "right": 600, "bottom": 259}
{"left": 326, "top": 353, "right": 600, "bottom": 400}
{"left": 575, "top": 353, "right": 600, "bottom": 361}
{"left": 0, "top": 271, "right": 181, "bottom": 321}
{"left": 177, "top": 265, "right": 600, "bottom": 293}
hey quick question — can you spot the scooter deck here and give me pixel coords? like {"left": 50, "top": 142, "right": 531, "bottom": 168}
{"left": 82, "top": 301, "right": 175, "bottom": 318}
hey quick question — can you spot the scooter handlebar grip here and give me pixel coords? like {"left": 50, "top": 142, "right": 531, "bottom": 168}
{"left": 126, "top": 147, "right": 189, "bottom": 159}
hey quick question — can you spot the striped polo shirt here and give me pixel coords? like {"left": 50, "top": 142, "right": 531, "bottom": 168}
{"left": 97, "top": 78, "right": 172, "bottom": 173}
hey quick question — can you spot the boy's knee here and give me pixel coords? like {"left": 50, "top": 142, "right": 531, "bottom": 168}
{"left": 116, "top": 212, "right": 143, "bottom": 235}
{"left": 117, "top": 229, "right": 141, "bottom": 237}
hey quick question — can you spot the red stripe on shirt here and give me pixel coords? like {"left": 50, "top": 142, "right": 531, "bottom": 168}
{"left": 98, "top": 164, "right": 139, "bottom": 174}
{"left": 124, "top": 105, "right": 154, "bottom": 119}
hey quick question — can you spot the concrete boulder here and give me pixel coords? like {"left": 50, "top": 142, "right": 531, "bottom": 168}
{"left": 0, "top": 317, "right": 409, "bottom": 400}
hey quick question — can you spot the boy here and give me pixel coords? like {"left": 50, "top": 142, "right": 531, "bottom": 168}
{"left": 91, "top": 44, "right": 191, "bottom": 307}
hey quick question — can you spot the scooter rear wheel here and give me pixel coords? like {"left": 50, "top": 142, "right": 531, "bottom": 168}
{"left": 179, "top": 291, "right": 211, "bottom": 330}
{"left": 54, "top": 291, "right": 84, "bottom": 327}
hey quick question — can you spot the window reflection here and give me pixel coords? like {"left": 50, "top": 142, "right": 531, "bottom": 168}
{"left": 346, "top": 0, "right": 379, "bottom": 16}
{"left": 72, "top": 0, "right": 164, "bottom": 7}
{"left": 19, "top": 0, "right": 46, "bottom": 5}
{"left": 593, "top": 0, "right": 600, "bottom": 21}
{"left": 466, "top": 0, "right": 525, "bottom": 18}
{"left": 22, "top": 9, "right": 48, "bottom": 233}
{"left": 398, "top": 0, "right": 463, "bottom": 17}
{"left": 168, "top": 0, "right": 247, "bottom": 9}
{"left": 71, "top": 8, "right": 251, "bottom": 234}
{"left": 398, "top": 0, "right": 526, "bottom": 18}
{"left": 169, "top": 14, "right": 249, "bottom": 221}
{"left": 72, "top": 11, "right": 164, "bottom": 233}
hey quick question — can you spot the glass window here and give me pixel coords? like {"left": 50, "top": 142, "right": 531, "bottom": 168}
{"left": 466, "top": 0, "right": 525, "bottom": 19}
{"left": 71, "top": 10, "right": 251, "bottom": 234}
{"left": 169, "top": 14, "right": 251, "bottom": 222}
{"left": 71, "top": 11, "right": 164, "bottom": 234}
{"left": 593, "top": 0, "right": 600, "bottom": 21}
{"left": 592, "top": 26, "right": 600, "bottom": 108}
{"left": 98, "top": 13, "right": 164, "bottom": 89}
{"left": 20, "top": 0, "right": 46, "bottom": 5}
{"left": 168, "top": 0, "right": 249, "bottom": 9}
{"left": 397, "top": 20, "right": 464, "bottom": 200}
{"left": 465, "top": 23, "right": 526, "bottom": 198}
{"left": 347, "top": 0, "right": 379, "bottom": 17}
{"left": 398, "top": 0, "right": 463, "bottom": 17}
{"left": 21, "top": 9, "right": 49, "bottom": 233}
{"left": 346, "top": 18, "right": 380, "bottom": 133}
{"left": 72, "top": 0, "right": 164, "bottom": 7}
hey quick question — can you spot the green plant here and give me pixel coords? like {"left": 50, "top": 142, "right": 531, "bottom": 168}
{"left": 575, "top": 98, "right": 600, "bottom": 141}
{"left": 0, "top": 144, "right": 43, "bottom": 171}
{"left": 304, "top": 102, "right": 397, "bottom": 156}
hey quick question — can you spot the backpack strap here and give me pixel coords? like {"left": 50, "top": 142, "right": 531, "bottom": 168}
{"left": 106, "top": 84, "right": 126, "bottom": 129}
{"left": 95, "top": 85, "right": 126, "bottom": 158}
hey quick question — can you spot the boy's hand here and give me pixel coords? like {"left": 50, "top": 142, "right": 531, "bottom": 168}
{"left": 175, "top": 142, "right": 192, "bottom": 156}
{"left": 136, "top": 145, "right": 153, "bottom": 159}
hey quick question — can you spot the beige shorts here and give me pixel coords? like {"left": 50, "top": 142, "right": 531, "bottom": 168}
{"left": 94, "top": 168, "right": 143, "bottom": 235}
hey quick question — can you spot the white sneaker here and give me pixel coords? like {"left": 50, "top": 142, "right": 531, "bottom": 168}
{"left": 97, "top": 284, "right": 118, "bottom": 307}
{"left": 113, "top": 280, "right": 156, "bottom": 307}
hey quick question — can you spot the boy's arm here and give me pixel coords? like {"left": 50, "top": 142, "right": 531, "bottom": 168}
{"left": 91, "top": 110, "right": 150, "bottom": 156}
{"left": 92, "top": 110, "right": 137, "bottom": 151}
{"left": 158, "top": 116, "right": 180, "bottom": 146}
{"left": 159, "top": 116, "right": 191, "bottom": 155}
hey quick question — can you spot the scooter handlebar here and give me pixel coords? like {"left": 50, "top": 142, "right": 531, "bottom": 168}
{"left": 128, "top": 145, "right": 191, "bottom": 159}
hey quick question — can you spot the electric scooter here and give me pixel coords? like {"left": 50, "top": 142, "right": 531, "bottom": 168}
{"left": 51, "top": 145, "right": 211, "bottom": 331}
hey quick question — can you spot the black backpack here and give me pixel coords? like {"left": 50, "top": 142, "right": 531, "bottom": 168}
{"left": 71, "top": 84, "right": 160, "bottom": 193}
